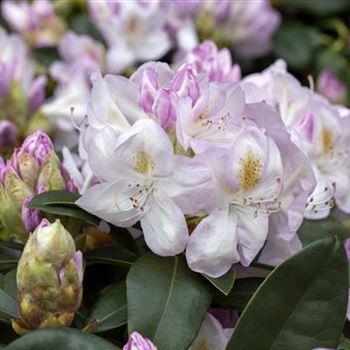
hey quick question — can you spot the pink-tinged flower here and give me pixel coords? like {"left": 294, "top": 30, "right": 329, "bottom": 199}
{"left": 188, "top": 314, "right": 232, "bottom": 350}
{"left": 62, "top": 147, "right": 97, "bottom": 194}
{"left": 88, "top": 0, "right": 171, "bottom": 73}
{"left": 243, "top": 60, "right": 350, "bottom": 218}
{"left": 197, "top": 0, "right": 280, "bottom": 58}
{"left": 50, "top": 32, "right": 105, "bottom": 85}
{"left": 176, "top": 81, "right": 245, "bottom": 153}
{"left": 0, "top": 131, "right": 74, "bottom": 242}
{"left": 123, "top": 332, "right": 157, "bottom": 350}
{"left": 179, "top": 40, "right": 241, "bottom": 83}
{"left": 186, "top": 121, "right": 284, "bottom": 277}
{"left": 76, "top": 119, "right": 214, "bottom": 256}
{"left": 0, "top": 120, "right": 18, "bottom": 148}
{"left": 1, "top": 0, "right": 65, "bottom": 47}
{"left": 163, "top": 0, "right": 201, "bottom": 53}
{"left": 317, "top": 69, "right": 346, "bottom": 104}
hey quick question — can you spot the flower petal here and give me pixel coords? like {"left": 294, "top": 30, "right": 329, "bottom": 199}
{"left": 141, "top": 189, "right": 188, "bottom": 256}
{"left": 186, "top": 207, "right": 239, "bottom": 278}
{"left": 76, "top": 180, "right": 148, "bottom": 227}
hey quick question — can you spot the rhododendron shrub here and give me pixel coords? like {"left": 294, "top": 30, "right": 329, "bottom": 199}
{"left": 0, "top": 1, "right": 350, "bottom": 350}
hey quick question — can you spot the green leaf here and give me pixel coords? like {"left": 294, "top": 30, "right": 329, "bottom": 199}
{"left": 273, "top": 21, "right": 322, "bottom": 70}
{"left": 5, "top": 327, "right": 121, "bottom": 350}
{"left": 29, "top": 191, "right": 100, "bottom": 226}
{"left": 279, "top": 0, "right": 350, "bottom": 16}
{"left": 298, "top": 216, "right": 350, "bottom": 246}
{"left": 84, "top": 245, "right": 136, "bottom": 268}
{"left": 213, "top": 278, "right": 264, "bottom": 311}
{"left": 0, "top": 289, "right": 18, "bottom": 322}
{"left": 338, "top": 335, "right": 350, "bottom": 349}
{"left": 85, "top": 282, "right": 127, "bottom": 333}
{"left": 202, "top": 267, "right": 235, "bottom": 295}
{"left": 3, "top": 270, "right": 17, "bottom": 299}
{"left": 226, "top": 237, "right": 348, "bottom": 350}
{"left": 127, "top": 253, "right": 212, "bottom": 350}
{"left": 0, "top": 242, "right": 23, "bottom": 260}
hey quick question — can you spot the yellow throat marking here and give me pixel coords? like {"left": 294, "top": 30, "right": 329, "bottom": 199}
{"left": 134, "top": 151, "right": 155, "bottom": 175}
{"left": 321, "top": 127, "right": 333, "bottom": 152}
{"left": 239, "top": 151, "right": 263, "bottom": 191}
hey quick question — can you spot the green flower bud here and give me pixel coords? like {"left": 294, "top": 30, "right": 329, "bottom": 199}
{"left": 13, "top": 219, "right": 83, "bottom": 335}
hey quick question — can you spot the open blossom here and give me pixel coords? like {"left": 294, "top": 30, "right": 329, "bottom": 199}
{"left": 197, "top": 0, "right": 280, "bottom": 57}
{"left": 123, "top": 332, "right": 157, "bottom": 350}
{"left": 186, "top": 120, "right": 284, "bottom": 277}
{"left": 77, "top": 119, "right": 213, "bottom": 256}
{"left": 88, "top": 0, "right": 171, "bottom": 73}
{"left": 243, "top": 60, "right": 350, "bottom": 218}
{"left": 188, "top": 313, "right": 232, "bottom": 350}
{"left": 0, "top": 131, "right": 74, "bottom": 242}
{"left": 1, "top": 0, "right": 65, "bottom": 47}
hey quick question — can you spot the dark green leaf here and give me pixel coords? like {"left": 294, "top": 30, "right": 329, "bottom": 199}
{"left": 213, "top": 278, "right": 264, "bottom": 311}
{"left": 85, "top": 282, "right": 127, "bottom": 333}
{"left": 32, "top": 48, "right": 59, "bottom": 67}
{"left": 279, "top": 0, "right": 350, "bottom": 16}
{"left": 0, "top": 242, "right": 23, "bottom": 260}
{"left": 84, "top": 244, "right": 136, "bottom": 268}
{"left": 203, "top": 267, "right": 235, "bottom": 295}
{"left": 5, "top": 327, "right": 121, "bottom": 350}
{"left": 3, "top": 270, "right": 17, "bottom": 299}
{"left": 68, "top": 13, "right": 104, "bottom": 42}
{"left": 298, "top": 216, "right": 350, "bottom": 246}
{"left": 273, "top": 21, "right": 322, "bottom": 70}
{"left": 127, "top": 253, "right": 212, "bottom": 350}
{"left": 29, "top": 191, "right": 100, "bottom": 226}
{"left": 0, "top": 289, "right": 18, "bottom": 322}
{"left": 226, "top": 237, "right": 348, "bottom": 350}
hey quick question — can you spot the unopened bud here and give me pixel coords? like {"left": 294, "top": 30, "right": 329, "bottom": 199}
{"left": 13, "top": 219, "right": 83, "bottom": 335}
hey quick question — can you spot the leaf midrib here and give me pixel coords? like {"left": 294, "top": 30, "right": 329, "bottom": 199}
{"left": 153, "top": 256, "right": 179, "bottom": 342}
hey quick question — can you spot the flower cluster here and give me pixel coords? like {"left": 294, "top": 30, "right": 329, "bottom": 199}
{"left": 75, "top": 41, "right": 321, "bottom": 278}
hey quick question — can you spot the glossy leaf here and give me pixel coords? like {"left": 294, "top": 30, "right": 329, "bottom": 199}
{"left": 127, "top": 253, "right": 212, "bottom": 350}
{"left": 29, "top": 191, "right": 100, "bottom": 225}
{"left": 5, "top": 328, "right": 121, "bottom": 350}
{"left": 203, "top": 267, "right": 236, "bottom": 296}
{"left": 213, "top": 278, "right": 264, "bottom": 311}
{"left": 298, "top": 216, "right": 350, "bottom": 246}
{"left": 85, "top": 282, "right": 127, "bottom": 333}
{"left": 226, "top": 237, "right": 348, "bottom": 350}
{"left": 84, "top": 245, "right": 136, "bottom": 268}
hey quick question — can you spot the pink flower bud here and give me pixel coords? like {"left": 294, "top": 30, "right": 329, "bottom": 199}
{"left": 21, "top": 197, "right": 42, "bottom": 233}
{"left": 21, "top": 130, "right": 53, "bottom": 165}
